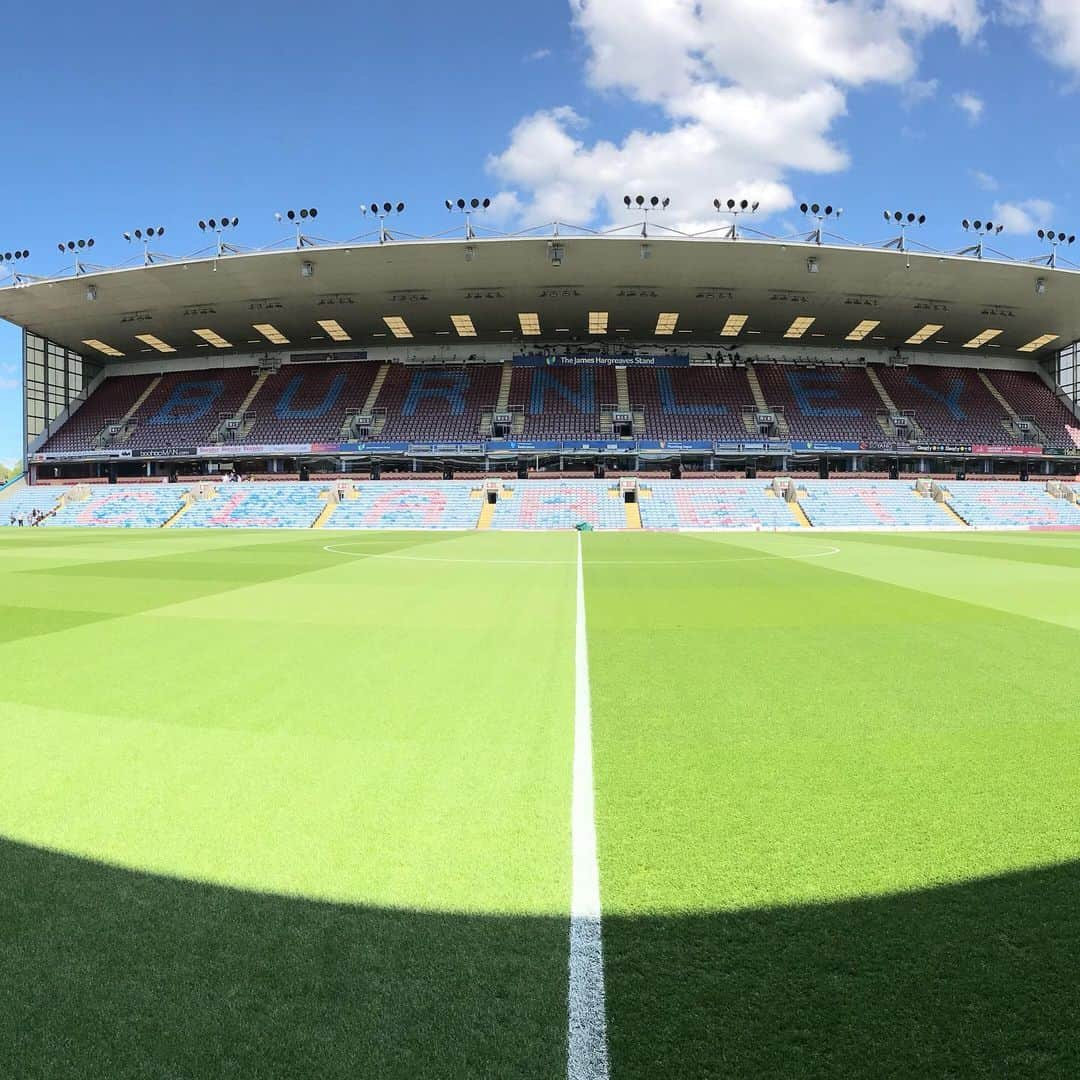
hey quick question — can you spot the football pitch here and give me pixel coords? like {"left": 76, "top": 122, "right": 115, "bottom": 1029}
{"left": 2, "top": 527, "right": 1080, "bottom": 1079}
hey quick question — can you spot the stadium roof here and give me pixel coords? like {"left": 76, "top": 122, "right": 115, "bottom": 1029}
{"left": 0, "top": 235, "right": 1074, "bottom": 362}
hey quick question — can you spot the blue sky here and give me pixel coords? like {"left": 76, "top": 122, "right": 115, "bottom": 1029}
{"left": 3, "top": 0, "right": 1080, "bottom": 465}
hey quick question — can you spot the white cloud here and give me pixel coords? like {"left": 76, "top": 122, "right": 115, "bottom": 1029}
{"left": 902, "top": 78, "right": 939, "bottom": 108}
{"left": 0, "top": 377, "right": 20, "bottom": 391}
{"left": 1006, "top": 1, "right": 1080, "bottom": 73}
{"left": 954, "top": 90, "right": 984, "bottom": 122}
{"left": 525, "top": 48, "right": 552, "bottom": 62}
{"left": 972, "top": 169, "right": 998, "bottom": 190}
{"left": 489, "top": 0, "right": 984, "bottom": 226}
{"left": 991, "top": 198, "right": 1055, "bottom": 234}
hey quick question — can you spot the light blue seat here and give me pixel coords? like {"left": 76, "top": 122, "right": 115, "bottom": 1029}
{"left": 798, "top": 480, "right": 954, "bottom": 528}
{"left": 490, "top": 480, "right": 626, "bottom": 530}
{"left": 45, "top": 485, "right": 189, "bottom": 528}
{"left": 639, "top": 480, "right": 794, "bottom": 529}
{"left": 944, "top": 481, "right": 1080, "bottom": 528}
{"left": 176, "top": 483, "right": 325, "bottom": 528}
{"left": 0, "top": 486, "right": 63, "bottom": 524}
{"left": 330, "top": 482, "right": 480, "bottom": 529}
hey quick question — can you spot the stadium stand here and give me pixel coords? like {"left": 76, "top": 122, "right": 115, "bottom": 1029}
{"left": 176, "top": 483, "right": 326, "bottom": 528}
{"left": 10, "top": 477, "right": 1080, "bottom": 531}
{"left": 509, "top": 366, "right": 617, "bottom": 439}
{"left": 637, "top": 480, "right": 796, "bottom": 529}
{"left": 942, "top": 481, "right": 1080, "bottom": 528}
{"left": 872, "top": 365, "right": 1010, "bottom": 444}
{"left": 985, "top": 369, "right": 1078, "bottom": 448}
{"left": 40, "top": 374, "right": 149, "bottom": 452}
{"left": 754, "top": 364, "right": 884, "bottom": 443}
{"left": 1, "top": 484, "right": 63, "bottom": 523}
{"left": 34, "top": 362, "right": 1080, "bottom": 452}
{"left": 329, "top": 482, "right": 481, "bottom": 528}
{"left": 246, "top": 362, "right": 381, "bottom": 444}
{"left": 798, "top": 479, "right": 956, "bottom": 527}
{"left": 377, "top": 365, "right": 502, "bottom": 442}
{"left": 627, "top": 366, "right": 753, "bottom": 441}
{"left": 45, "top": 486, "right": 189, "bottom": 528}
{"left": 490, "top": 480, "right": 626, "bottom": 529}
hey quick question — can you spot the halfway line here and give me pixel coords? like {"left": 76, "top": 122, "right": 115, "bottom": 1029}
{"left": 568, "top": 532, "right": 610, "bottom": 1080}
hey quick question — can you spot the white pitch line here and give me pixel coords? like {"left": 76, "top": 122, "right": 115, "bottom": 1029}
{"left": 568, "top": 532, "right": 610, "bottom": 1080}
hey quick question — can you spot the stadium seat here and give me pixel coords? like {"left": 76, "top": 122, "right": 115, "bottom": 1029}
{"left": 638, "top": 480, "right": 796, "bottom": 529}
{"left": 45, "top": 486, "right": 189, "bottom": 528}
{"left": 490, "top": 481, "right": 627, "bottom": 530}
{"left": 176, "top": 483, "right": 326, "bottom": 528}
{"left": 943, "top": 481, "right": 1080, "bottom": 529}
{"left": 796, "top": 479, "right": 956, "bottom": 527}
{"left": 329, "top": 481, "right": 481, "bottom": 528}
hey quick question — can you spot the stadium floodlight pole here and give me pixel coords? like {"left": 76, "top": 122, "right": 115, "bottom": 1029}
{"left": 0, "top": 247, "right": 30, "bottom": 284}
{"left": 1035, "top": 228, "right": 1076, "bottom": 269}
{"left": 799, "top": 202, "right": 842, "bottom": 245}
{"left": 624, "top": 194, "right": 670, "bottom": 238}
{"left": 445, "top": 197, "right": 490, "bottom": 240}
{"left": 56, "top": 237, "right": 96, "bottom": 276}
{"left": 197, "top": 215, "right": 241, "bottom": 256}
{"left": 882, "top": 210, "right": 926, "bottom": 253}
{"left": 361, "top": 201, "right": 406, "bottom": 244}
{"left": 274, "top": 208, "right": 319, "bottom": 249}
{"left": 122, "top": 226, "right": 166, "bottom": 266}
{"left": 711, "top": 198, "right": 758, "bottom": 240}
{"left": 958, "top": 219, "right": 1004, "bottom": 260}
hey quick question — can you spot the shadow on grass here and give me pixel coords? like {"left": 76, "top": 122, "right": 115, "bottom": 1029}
{"left": 3, "top": 837, "right": 1078, "bottom": 1078}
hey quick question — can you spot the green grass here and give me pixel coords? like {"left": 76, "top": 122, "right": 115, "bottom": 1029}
{"left": 2, "top": 528, "right": 1080, "bottom": 1077}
